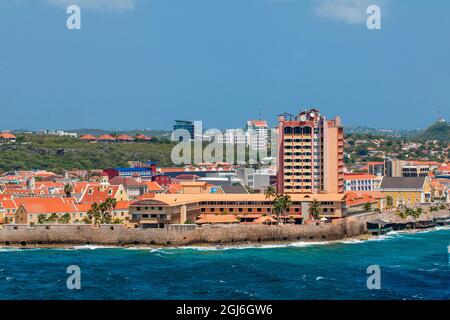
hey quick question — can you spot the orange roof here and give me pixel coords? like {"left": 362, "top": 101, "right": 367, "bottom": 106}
{"left": 135, "top": 134, "right": 151, "bottom": 140}
{"left": 136, "top": 193, "right": 156, "bottom": 200}
{"left": 358, "top": 191, "right": 385, "bottom": 199}
{"left": 0, "top": 199, "right": 18, "bottom": 210}
{"left": 35, "top": 181, "right": 64, "bottom": 189}
{"left": 253, "top": 216, "right": 277, "bottom": 224}
{"left": 410, "top": 161, "right": 440, "bottom": 166}
{"left": 80, "top": 134, "right": 97, "bottom": 140}
{"left": 165, "top": 183, "right": 182, "bottom": 194}
{"left": 80, "top": 185, "right": 121, "bottom": 203}
{"left": 114, "top": 201, "right": 132, "bottom": 210}
{"left": 117, "top": 134, "right": 134, "bottom": 141}
{"left": 74, "top": 203, "right": 92, "bottom": 212}
{"left": 196, "top": 214, "right": 239, "bottom": 224}
{"left": 159, "top": 167, "right": 187, "bottom": 173}
{"left": 345, "top": 191, "right": 378, "bottom": 207}
{"left": 97, "top": 134, "right": 116, "bottom": 141}
{"left": 145, "top": 181, "right": 163, "bottom": 191}
{"left": 73, "top": 181, "right": 99, "bottom": 194}
{"left": 0, "top": 133, "right": 16, "bottom": 139}
{"left": 430, "top": 180, "right": 446, "bottom": 190}
{"left": 17, "top": 197, "right": 79, "bottom": 214}
{"left": 344, "top": 173, "right": 377, "bottom": 180}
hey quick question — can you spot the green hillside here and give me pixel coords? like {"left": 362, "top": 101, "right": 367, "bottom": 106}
{"left": 417, "top": 120, "right": 450, "bottom": 142}
{"left": 0, "top": 134, "right": 176, "bottom": 173}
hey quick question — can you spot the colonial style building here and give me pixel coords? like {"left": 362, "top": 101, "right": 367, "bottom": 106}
{"left": 129, "top": 193, "right": 345, "bottom": 228}
{"left": 379, "top": 177, "right": 432, "bottom": 207}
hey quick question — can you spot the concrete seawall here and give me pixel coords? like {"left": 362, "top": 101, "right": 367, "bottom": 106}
{"left": 0, "top": 213, "right": 380, "bottom": 247}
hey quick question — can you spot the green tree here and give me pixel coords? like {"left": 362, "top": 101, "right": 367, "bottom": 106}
{"left": 37, "top": 214, "right": 47, "bottom": 224}
{"left": 100, "top": 198, "right": 117, "bottom": 224}
{"left": 309, "top": 199, "right": 322, "bottom": 220}
{"left": 58, "top": 213, "right": 71, "bottom": 224}
{"left": 396, "top": 209, "right": 408, "bottom": 219}
{"left": 63, "top": 184, "right": 73, "bottom": 198}
{"left": 364, "top": 202, "right": 372, "bottom": 212}
{"left": 82, "top": 216, "right": 92, "bottom": 224}
{"left": 386, "top": 195, "right": 394, "bottom": 209}
{"left": 274, "top": 195, "right": 292, "bottom": 224}
{"left": 87, "top": 203, "right": 101, "bottom": 225}
{"left": 47, "top": 213, "right": 58, "bottom": 223}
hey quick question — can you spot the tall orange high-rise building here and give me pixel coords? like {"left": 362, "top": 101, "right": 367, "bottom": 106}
{"left": 276, "top": 109, "right": 344, "bottom": 194}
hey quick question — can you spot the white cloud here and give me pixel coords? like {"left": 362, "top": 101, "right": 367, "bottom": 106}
{"left": 315, "top": 0, "right": 387, "bottom": 25}
{"left": 44, "top": 0, "right": 139, "bottom": 11}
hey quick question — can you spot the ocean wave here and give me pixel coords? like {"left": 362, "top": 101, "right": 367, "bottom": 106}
{"left": 0, "top": 227, "right": 447, "bottom": 253}
{"left": 71, "top": 245, "right": 121, "bottom": 250}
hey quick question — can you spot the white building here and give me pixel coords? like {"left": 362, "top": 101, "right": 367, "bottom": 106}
{"left": 246, "top": 120, "right": 270, "bottom": 151}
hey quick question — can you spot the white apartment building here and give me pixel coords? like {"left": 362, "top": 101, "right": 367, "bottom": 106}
{"left": 246, "top": 120, "right": 270, "bottom": 151}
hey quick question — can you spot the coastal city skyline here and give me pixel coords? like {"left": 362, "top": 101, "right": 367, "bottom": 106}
{"left": 2, "top": 0, "right": 450, "bottom": 130}
{"left": 1, "top": 0, "right": 449, "bottom": 306}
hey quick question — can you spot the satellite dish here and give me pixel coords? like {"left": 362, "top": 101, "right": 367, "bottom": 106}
{"left": 310, "top": 112, "right": 315, "bottom": 118}
{"left": 300, "top": 115, "right": 306, "bottom": 121}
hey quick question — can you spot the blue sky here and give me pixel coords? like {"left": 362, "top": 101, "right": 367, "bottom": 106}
{"left": 0, "top": 0, "right": 449, "bottom": 130}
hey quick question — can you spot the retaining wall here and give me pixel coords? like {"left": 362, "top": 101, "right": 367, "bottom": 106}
{"left": 0, "top": 215, "right": 377, "bottom": 247}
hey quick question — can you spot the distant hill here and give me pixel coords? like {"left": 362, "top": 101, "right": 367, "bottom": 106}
{"left": 416, "top": 120, "right": 450, "bottom": 142}
{"left": 70, "top": 129, "right": 171, "bottom": 138}
{"left": 344, "top": 125, "right": 419, "bottom": 137}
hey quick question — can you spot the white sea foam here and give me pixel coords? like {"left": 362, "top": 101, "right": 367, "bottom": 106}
{"left": 71, "top": 245, "right": 120, "bottom": 250}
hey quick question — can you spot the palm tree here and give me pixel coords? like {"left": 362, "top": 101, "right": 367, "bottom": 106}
{"left": 274, "top": 194, "right": 292, "bottom": 224}
{"left": 386, "top": 195, "right": 394, "bottom": 210}
{"left": 63, "top": 184, "right": 73, "bottom": 198}
{"left": 309, "top": 199, "right": 322, "bottom": 220}
{"left": 265, "top": 186, "right": 280, "bottom": 222}
{"left": 87, "top": 203, "right": 101, "bottom": 225}
{"left": 265, "top": 186, "right": 277, "bottom": 200}
{"left": 99, "top": 198, "right": 117, "bottom": 224}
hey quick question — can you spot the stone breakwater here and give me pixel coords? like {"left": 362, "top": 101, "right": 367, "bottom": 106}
{"left": 0, "top": 213, "right": 379, "bottom": 247}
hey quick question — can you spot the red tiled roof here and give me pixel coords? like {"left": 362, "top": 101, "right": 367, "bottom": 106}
{"left": 114, "top": 201, "right": 132, "bottom": 210}
{"left": 136, "top": 193, "right": 156, "bottom": 200}
{"left": 344, "top": 173, "right": 377, "bottom": 180}
{"left": 80, "top": 134, "right": 97, "bottom": 140}
{"left": 135, "top": 134, "right": 151, "bottom": 140}
{"left": 117, "top": 134, "right": 134, "bottom": 141}
{"left": 17, "top": 197, "right": 79, "bottom": 214}
{"left": 345, "top": 191, "right": 378, "bottom": 207}
{"left": 80, "top": 185, "right": 121, "bottom": 203}
{"left": 159, "top": 167, "right": 187, "bottom": 173}
{"left": 165, "top": 183, "right": 182, "bottom": 194}
{"left": 411, "top": 161, "right": 440, "bottom": 166}
{"left": 97, "top": 134, "right": 116, "bottom": 141}
{"left": 145, "top": 181, "right": 163, "bottom": 191}
{"left": 0, "top": 133, "right": 16, "bottom": 139}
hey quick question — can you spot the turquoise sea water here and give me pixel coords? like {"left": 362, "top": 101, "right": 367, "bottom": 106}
{"left": 0, "top": 228, "right": 449, "bottom": 300}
